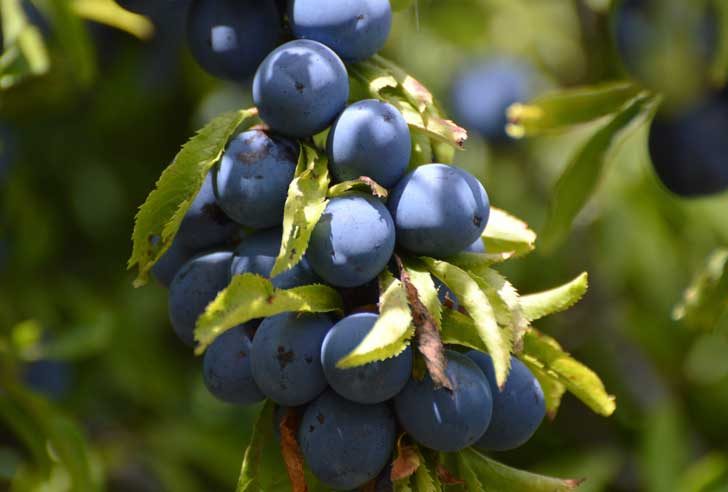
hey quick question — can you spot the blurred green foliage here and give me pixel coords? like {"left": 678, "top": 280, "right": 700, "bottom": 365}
{"left": 2, "top": 0, "right": 728, "bottom": 491}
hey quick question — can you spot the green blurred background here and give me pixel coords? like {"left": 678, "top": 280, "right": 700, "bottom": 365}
{"left": 3, "top": 0, "right": 728, "bottom": 490}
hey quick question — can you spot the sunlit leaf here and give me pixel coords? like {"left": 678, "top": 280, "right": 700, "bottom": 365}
{"left": 521, "top": 273, "right": 589, "bottom": 323}
{"left": 673, "top": 249, "right": 728, "bottom": 330}
{"left": 71, "top": 0, "right": 154, "bottom": 40}
{"left": 0, "top": 0, "right": 50, "bottom": 89}
{"left": 522, "top": 358, "right": 567, "bottom": 419}
{"left": 403, "top": 257, "right": 442, "bottom": 329}
{"left": 482, "top": 208, "right": 537, "bottom": 257}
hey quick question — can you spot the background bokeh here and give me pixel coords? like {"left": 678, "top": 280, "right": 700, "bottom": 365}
{"left": 3, "top": 0, "right": 728, "bottom": 490}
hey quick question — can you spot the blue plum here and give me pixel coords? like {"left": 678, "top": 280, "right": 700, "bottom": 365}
{"left": 299, "top": 390, "right": 395, "bottom": 490}
{"left": 321, "top": 313, "right": 412, "bottom": 403}
{"left": 23, "top": 359, "right": 72, "bottom": 400}
{"left": 168, "top": 251, "right": 233, "bottom": 346}
{"left": 176, "top": 173, "right": 240, "bottom": 250}
{"left": 250, "top": 313, "right": 333, "bottom": 405}
{"left": 288, "top": 0, "right": 392, "bottom": 62}
{"left": 307, "top": 194, "right": 395, "bottom": 287}
{"left": 152, "top": 238, "right": 194, "bottom": 288}
{"left": 327, "top": 99, "right": 411, "bottom": 187}
{"left": 388, "top": 164, "right": 490, "bottom": 257}
{"left": 214, "top": 130, "right": 298, "bottom": 229}
{"left": 186, "top": 0, "right": 282, "bottom": 81}
{"left": 394, "top": 350, "right": 492, "bottom": 452}
{"left": 648, "top": 92, "right": 728, "bottom": 197}
{"left": 467, "top": 352, "right": 545, "bottom": 451}
{"left": 203, "top": 324, "right": 265, "bottom": 405}
{"left": 253, "top": 39, "right": 349, "bottom": 138}
{"left": 230, "top": 228, "right": 318, "bottom": 288}
{"left": 450, "top": 58, "right": 533, "bottom": 140}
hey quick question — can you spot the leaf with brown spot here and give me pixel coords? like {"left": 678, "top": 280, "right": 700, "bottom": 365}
{"left": 391, "top": 435, "right": 421, "bottom": 481}
{"left": 436, "top": 464, "right": 465, "bottom": 485}
{"left": 328, "top": 176, "right": 389, "bottom": 199}
{"left": 395, "top": 256, "right": 453, "bottom": 390}
{"left": 279, "top": 408, "right": 307, "bottom": 492}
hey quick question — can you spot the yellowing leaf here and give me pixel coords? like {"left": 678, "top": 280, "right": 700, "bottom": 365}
{"left": 194, "top": 274, "right": 342, "bottom": 355}
{"left": 521, "top": 273, "right": 589, "bottom": 323}
{"left": 521, "top": 329, "right": 616, "bottom": 417}
{"left": 271, "top": 144, "right": 328, "bottom": 278}
{"left": 128, "top": 109, "right": 257, "bottom": 287}
{"left": 337, "top": 270, "right": 414, "bottom": 368}
{"left": 421, "top": 258, "right": 512, "bottom": 388}
{"left": 460, "top": 448, "right": 583, "bottom": 492}
{"left": 482, "top": 208, "right": 537, "bottom": 257}
{"left": 72, "top": 0, "right": 154, "bottom": 40}
{"left": 327, "top": 176, "right": 388, "bottom": 199}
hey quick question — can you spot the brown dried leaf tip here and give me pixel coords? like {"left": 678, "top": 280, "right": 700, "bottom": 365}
{"left": 395, "top": 255, "right": 453, "bottom": 391}
{"left": 279, "top": 407, "right": 308, "bottom": 492}
{"left": 390, "top": 435, "right": 421, "bottom": 482}
{"left": 436, "top": 464, "right": 465, "bottom": 485}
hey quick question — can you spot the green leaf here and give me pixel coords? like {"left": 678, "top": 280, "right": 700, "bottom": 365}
{"left": 336, "top": 270, "right": 414, "bottom": 368}
{"left": 0, "top": 381, "right": 98, "bottom": 491}
{"left": 461, "top": 448, "right": 583, "bottom": 492}
{"left": 327, "top": 177, "right": 388, "bottom": 199}
{"left": 402, "top": 257, "right": 442, "bottom": 329}
{"left": 673, "top": 249, "right": 728, "bottom": 330}
{"left": 128, "top": 109, "right": 257, "bottom": 287}
{"left": 194, "top": 274, "right": 343, "bottom": 354}
{"left": 421, "top": 258, "right": 512, "bottom": 388}
{"left": 521, "top": 329, "right": 616, "bottom": 416}
{"left": 507, "top": 82, "right": 643, "bottom": 137}
{"left": 71, "top": 0, "right": 155, "bottom": 40}
{"left": 456, "top": 451, "right": 484, "bottom": 492}
{"left": 45, "top": 0, "right": 97, "bottom": 86}
{"left": 0, "top": 0, "right": 50, "bottom": 89}
{"left": 447, "top": 251, "right": 514, "bottom": 269}
{"left": 521, "top": 273, "right": 589, "bottom": 323}
{"left": 237, "top": 401, "right": 290, "bottom": 492}
{"left": 482, "top": 208, "right": 537, "bottom": 257}
{"left": 390, "top": 0, "right": 413, "bottom": 11}
{"left": 440, "top": 308, "right": 487, "bottom": 352}
{"left": 413, "top": 450, "right": 440, "bottom": 492}
{"left": 522, "top": 358, "right": 567, "bottom": 419}
{"left": 541, "top": 94, "right": 659, "bottom": 251}
{"left": 271, "top": 144, "right": 328, "bottom": 278}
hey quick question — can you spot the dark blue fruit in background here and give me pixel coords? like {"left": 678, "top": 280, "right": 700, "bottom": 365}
{"left": 168, "top": 251, "right": 233, "bottom": 346}
{"left": 250, "top": 313, "right": 332, "bottom": 406}
{"left": 186, "top": 0, "right": 282, "bottom": 81}
{"left": 22, "top": 359, "right": 72, "bottom": 400}
{"left": 152, "top": 238, "right": 194, "bottom": 288}
{"left": 176, "top": 174, "right": 240, "bottom": 251}
{"left": 298, "top": 390, "right": 395, "bottom": 490}
{"left": 203, "top": 324, "right": 264, "bottom": 405}
{"left": 467, "top": 352, "right": 546, "bottom": 451}
{"left": 327, "top": 99, "right": 411, "bottom": 188}
{"left": 321, "top": 312, "right": 412, "bottom": 403}
{"left": 450, "top": 58, "right": 533, "bottom": 140}
{"left": 307, "top": 194, "right": 395, "bottom": 288}
{"left": 230, "top": 228, "right": 318, "bottom": 288}
{"left": 288, "top": 0, "right": 392, "bottom": 62}
{"left": 388, "top": 164, "right": 490, "bottom": 258}
{"left": 214, "top": 130, "right": 298, "bottom": 229}
{"left": 394, "top": 350, "right": 493, "bottom": 452}
{"left": 253, "top": 39, "right": 349, "bottom": 138}
{"left": 648, "top": 92, "right": 728, "bottom": 197}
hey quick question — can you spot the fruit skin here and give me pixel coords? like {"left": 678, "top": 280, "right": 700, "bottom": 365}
{"left": 288, "top": 0, "right": 392, "bottom": 62}
{"left": 168, "top": 251, "right": 233, "bottom": 346}
{"left": 467, "top": 352, "right": 546, "bottom": 451}
{"left": 648, "top": 92, "right": 728, "bottom": 197}
{"left": 321, "top": 312, "right": 412, "bottom": 404}
{"left": 253, "top": 39, "right": 349, "bottom": 138}
{"left": 450, "top": 58, "right": 533, "bottom": 140}
{"left": 177, "top": 173, "right": 240, "bottom": 251}
{"left": 250, "top": 313, "right": 333, "bottom": 406}
{"left": 214, "top": 130, "right": 298, "bottom": 229}
{"left": 307, "top": 193, "right": 396, "bottom": 288}
{"left": 388, "top": 164, "right": 490, "bottom": 258}
{"left": 299, "top": 390, "right": 396, "bottom": 490}
{"left": 230, "top": 228, "right": 318, "bottom": 288}
{"left": 152, "top": 239, "right": 194, "bottom": 288}
{"left": 203, "top": 324, "right": 265, "bottom": 405}
{"left": 327, "top": 99, "right": 411, "bottom": 188}
{"left": 394, "top": 350, "right": 493, "bottom": 452}
{"left": 186, "top": 0, "right": 282, "bottom": 81}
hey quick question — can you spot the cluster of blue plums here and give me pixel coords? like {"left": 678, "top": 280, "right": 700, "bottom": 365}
{"left": 613, "top": 0, "right": 728, "bottom": 197}
{"left": 120, "top": 0, "right": 548, "bottom": 488}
